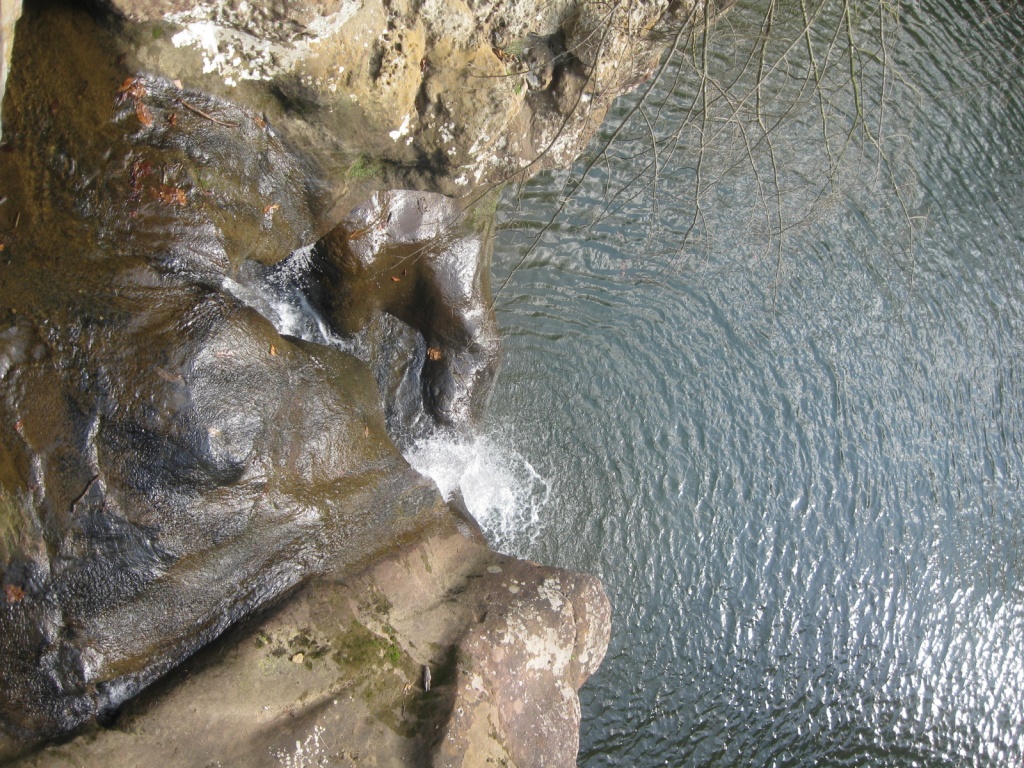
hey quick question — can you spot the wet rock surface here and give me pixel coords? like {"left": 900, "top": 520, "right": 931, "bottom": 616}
{"left": 13, "top": 528, "right": 610, "bottom": 768}
{"left": 0, "top": 1, "right": 476, "bottom": 749}
{"left": 300, "top": 190, "right": 501, "bottom": 433}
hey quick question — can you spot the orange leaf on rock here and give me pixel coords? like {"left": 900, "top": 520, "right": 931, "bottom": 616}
{"left": 136, "top": 102, "right": 153, "bottom": 127}
{"left": 156, "top": 185, "right": 187, "bottom": 206}
{"left": 4, "top": 584, "right": 25, "bottom": 603}
{"left": 115, "top": 76, "right": 147, "bottom": 105}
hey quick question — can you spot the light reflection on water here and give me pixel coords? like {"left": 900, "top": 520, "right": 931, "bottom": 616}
{"left": 487, "top": 0, "right": 1024, "bottom": 764}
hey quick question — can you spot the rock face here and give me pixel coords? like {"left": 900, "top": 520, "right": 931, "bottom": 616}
{"left": 0, "top": 2, "right": 492, "bottom": 749}
{"left": 303, "top": 190, "right": 501, "bottom": 432}
{"left": 103, "top": 0, "right": 712, "bottom": 214}
{"left": 14, "top": 528, "right": 610, "bottom": 768}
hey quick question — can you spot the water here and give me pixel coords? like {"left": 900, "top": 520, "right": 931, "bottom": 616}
{"left": 482, "top": 0, "right": 1024, "bottom": 765}
{"left": 404, "top": 432, "right": 549, "bottom": 551}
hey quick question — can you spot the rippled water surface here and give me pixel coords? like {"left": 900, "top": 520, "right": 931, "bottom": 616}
{"left": 481, "top": 1, "right": 1024, "bottom": 764}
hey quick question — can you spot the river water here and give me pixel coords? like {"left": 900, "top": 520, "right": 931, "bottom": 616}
{"left": 454, "top": 0, "right": 1024, "bottom": 764}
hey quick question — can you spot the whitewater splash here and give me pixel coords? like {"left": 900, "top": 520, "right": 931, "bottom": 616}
{"left": 404, "top": 433, "right": 549, "bottom": 554}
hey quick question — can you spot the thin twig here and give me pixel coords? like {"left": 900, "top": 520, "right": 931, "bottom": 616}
{"left": 176, "top": 98, "right": 238, "bottom": 128}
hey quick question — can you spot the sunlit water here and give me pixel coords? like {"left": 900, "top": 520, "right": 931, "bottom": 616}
{"left": 482, "top": 0, "right": 1024, "bottom": 765}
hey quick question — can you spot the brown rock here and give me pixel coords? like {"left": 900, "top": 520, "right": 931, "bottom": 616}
{"left": 101, "top": 0, "right": 714, "bottom": 210}
{"left": 12, "top": 528, "right": 610, "bottom": 768}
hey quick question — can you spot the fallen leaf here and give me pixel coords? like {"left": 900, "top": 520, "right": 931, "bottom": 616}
{"left": 263, "top": 203, "right": 280, "bottom": 216}
{"left": 427, "top": 347, "right": 443, "bottom": 361}
{"left": 166, "top": 112, "right": 178, "bottom": 127}
{"left": 253, "top": 115, "right": 267, "bottom": 129}
{"left": 115, "top": 76, "right": 146, "bottom": 105}
{"left": 136, "top": 102, "right": 153, "bottom": 126}
{"left": 269, "top": 344, "right": 278, "bottom": 356}
{"left": 156, "top": 185, "right": 187, "bottom": 206}
{"left": 4, "top": 584, "right": 25, "bottom": 603}
{"left": 172, "top": 79, "right": 183, "bottom": 89}
{"left": 390, "top": 276, "right": 401, "bottom": 282}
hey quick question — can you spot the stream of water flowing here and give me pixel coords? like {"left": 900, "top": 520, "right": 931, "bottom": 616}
{"left": 478, "top": 0, "right": 1024, "bottom": 764}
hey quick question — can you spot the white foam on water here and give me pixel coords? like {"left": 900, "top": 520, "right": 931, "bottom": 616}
{"left": 404, "top": 433, "right": 550, "bottom": 554}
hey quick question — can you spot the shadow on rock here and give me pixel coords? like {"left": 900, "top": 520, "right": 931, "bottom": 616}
{"left": 267, "top": 190, "right": 502, "bottom": 438}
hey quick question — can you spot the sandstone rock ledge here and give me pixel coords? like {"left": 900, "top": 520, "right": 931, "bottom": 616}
{"left": 13, "top": 523, "right": 611, "bottom": 768}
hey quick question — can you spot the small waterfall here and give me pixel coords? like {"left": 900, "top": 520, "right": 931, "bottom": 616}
{"left": 224, "top": 244, "right": 550, "bottom": 554}
{"left": 404, "top": 432, "right": 549, "bottom": 553}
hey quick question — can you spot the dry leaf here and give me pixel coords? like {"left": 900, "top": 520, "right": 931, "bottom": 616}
{"left": 4, "top": 584, "right": 25, "bottom": 603}
{"left": 390, "top": 276, "right": 401, "bottom": 282}
{"left": 116, "top": 76, "right": 146, "bottom": 105}
{"left": 172, "top": 79, "right": 183, "bottom": 89}
{"left": 427, "top": 347, "right": 443, "bottom": 361}
{"left": 263, "top": 203, "right": 280, "bottom": 216}
{"left": 136, "top": 102, "right": 153, "bottom": 127}
{"left": 269, "top": 344, "right": 278, "bottom": 356}
{"left": 156, "top": 185, "right": 187, "bottom": 206}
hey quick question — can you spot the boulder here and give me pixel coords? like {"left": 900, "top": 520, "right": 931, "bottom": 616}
{"left": 98, "top": 0, "right": 712, "bottom": 212}
{"left": 13, "top": 529, "right": 611, "bottom": 768}
{"left": 297, "top": 190, "right": 501, "bottom": 433}
{"left": 0, "top": 3, "right": 460, "bottom": 748}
